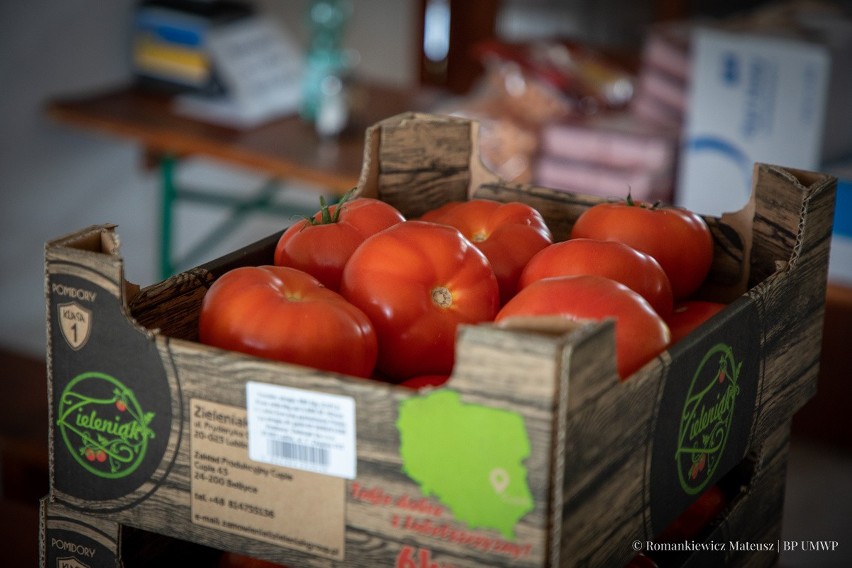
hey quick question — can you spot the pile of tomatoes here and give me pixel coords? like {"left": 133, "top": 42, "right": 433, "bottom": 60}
{"left": 198, "top": 191, "right": 726, "bottom": 386}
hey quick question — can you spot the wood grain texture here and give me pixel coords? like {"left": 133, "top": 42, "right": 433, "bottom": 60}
{"left": 367, "top": 113, "right": 475, "bottom": 217}
{"left": 43, "top": 115, "right": 836, "bottom": 567}
{"left": 41, "top": 497, "right": 122, "bottom": 564}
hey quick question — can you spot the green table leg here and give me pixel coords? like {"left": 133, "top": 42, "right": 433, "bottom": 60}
{"left": 155, "top": 153, "right": 327, "bottom": 280}
{"left": 175, "top": 179, "right": 280, "bottom": 269}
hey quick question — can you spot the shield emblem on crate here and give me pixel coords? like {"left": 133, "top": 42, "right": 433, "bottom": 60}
{"left": 58, "top": 301, "right": 92, "bottom": 351}
{"left": 57, "top": 557, "right": 89, "bottom": 568}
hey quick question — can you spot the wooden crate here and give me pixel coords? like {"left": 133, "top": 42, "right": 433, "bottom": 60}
{"left": 42, "top": 113, "right": 836, "bottom": 567}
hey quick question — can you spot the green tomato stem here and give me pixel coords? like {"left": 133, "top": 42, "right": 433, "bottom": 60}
{"left": 312, "top": 187, "right": 357, "bottom": 225}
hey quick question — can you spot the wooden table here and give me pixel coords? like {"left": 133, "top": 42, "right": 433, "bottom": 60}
{"left": 46, "top": 82, "right": 436, "bottom": 278}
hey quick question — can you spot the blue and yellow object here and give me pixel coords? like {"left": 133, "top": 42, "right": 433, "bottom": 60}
{"left": 132, "top": 0, "right": 253, "bottom": 93}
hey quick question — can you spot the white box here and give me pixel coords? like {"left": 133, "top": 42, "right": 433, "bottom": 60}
{"left": 676, "top": 26, "right": 830, "bottom": 216}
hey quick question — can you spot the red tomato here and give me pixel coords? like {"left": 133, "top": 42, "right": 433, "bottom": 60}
{"left": 656, "top": 484, "right": 728, "bottom": 542}
{"left": 199, "top": 266, "right": 377, "bottom": 378}
{"left": 420, "top": 199, "right": 552, "bottom": 304}
{"left": 399, "top": 375, "right": 451, "bottom": 389}
{"left": 495, "top": 275, "right": 670, "bottom": 380}
{"left": 219, "top": 552, "right": 289, "bottom": 568}
{"left": 341, "top": 221, "right": 499, "bottom": 382}
{"left": 519, "top": 238, "right": 674, "bottom": 318}
{"left": 274, "top": 193, "right": 405, "bottom": 291}
{"left": 570, "top": 198, "right": 714, "bottom": 300}
{"left": 666, "top": 300, "right": 726, "bottom": 345}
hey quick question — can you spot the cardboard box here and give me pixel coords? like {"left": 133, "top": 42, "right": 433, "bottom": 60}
{"left": 676, "top": 26, "right": 831, "bottom": 217}
{"left": 534, "top": 154, "right": 674, "bottom": 203}
{"left": 42, "top": 114, "right": 836, "bottom": 567}
{"left": 535, "top": 110, "right": 679, "bottom": 202}
{"left": 628, "top": 22, "right": 691, "bottom": 132}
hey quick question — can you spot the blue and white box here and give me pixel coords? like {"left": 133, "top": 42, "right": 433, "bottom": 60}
{"left": 676, "top": 27, "right": 831, "bottom": 217}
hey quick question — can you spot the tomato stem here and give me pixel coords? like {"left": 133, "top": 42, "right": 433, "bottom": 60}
{"left": 305, "top": 187, "right": 357, "bottom": 226}
{"left": 624, "top": 188, "right": 663, "bottom": 210}
{"left": 471, "top": 230, "right": 488, "bottom": 243}
{"left": 431, "top": 286, "right": 453, "bottom": 309}
{"left": 319, "top": 196, "right": 332, "bottom": 224}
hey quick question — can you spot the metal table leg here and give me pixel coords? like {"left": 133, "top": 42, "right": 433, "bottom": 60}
{"left": 156, "top": 154, "right": 327, "bottom": 280}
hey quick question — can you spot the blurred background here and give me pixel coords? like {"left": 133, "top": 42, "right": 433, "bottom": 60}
{"left": 1, "top": 0, "right": 850, "bottom": 566}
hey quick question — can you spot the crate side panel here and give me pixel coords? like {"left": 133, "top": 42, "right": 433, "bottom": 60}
{"left": 560, "top": 327, "right": 660, "bottom": 567}
{"left": 379, "top": 169, "right": 471, "bottom": 219}
{"left": 46, "top": 228, "right": 186, "bottom": 513}
{"left": 66, "top": 328, "right": 563, "bottom": 568}
{"left": 128, "top": 267, "right": 214, "bottom": 341}
{"left": 169, "top": 332, "right": 558, "bottom": 567}
{"left": 677, "top": 422, "right": 791, "bottom": 568}
{"left": 749, "top": 165, "right": 835, "bottom": 285}
{"left": 723, "top": 423, "right": 790, "bottom": 567}
{"left": 374, "top": 119, "right": 473, "bottom": 217}
{"left": 749, "top": 168, "right": 835, "bottom": 436}
{"left": 41, "top": 498, "right": 122, "bottom": 568}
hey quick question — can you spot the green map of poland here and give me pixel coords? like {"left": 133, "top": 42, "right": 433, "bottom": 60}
{"left": 397, "top": 390, "right": 534, "bottom": 539}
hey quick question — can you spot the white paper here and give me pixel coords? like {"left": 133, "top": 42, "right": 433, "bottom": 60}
{"left": 174, "top": 16, "right": 304, "bottom": 127}
{"left": 246, "top": 382, "right": 356, "bottom": 480}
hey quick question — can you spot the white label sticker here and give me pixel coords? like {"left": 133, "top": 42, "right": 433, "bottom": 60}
{"left": 247, "top": 382, "right": 356, "bottom": 479}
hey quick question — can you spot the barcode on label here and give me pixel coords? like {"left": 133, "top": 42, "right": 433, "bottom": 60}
{"left": 247, "top": 382, "right": 356, "bottom": 479}
{"left": 268, "top": 440, "right": 329, "bottom": 466}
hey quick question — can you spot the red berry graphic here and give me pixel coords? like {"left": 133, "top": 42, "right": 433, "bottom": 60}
{"left": 85, "top": 448, "right": 95, "bottom": 461}
{"left": 116, "top": 400, "right": 127, "bottom": 412}
{"left": 96, "top": 450, "right": 107, "bottom": 463}
{"left": 718, "top": 370, "right": 726, "bottom": 384}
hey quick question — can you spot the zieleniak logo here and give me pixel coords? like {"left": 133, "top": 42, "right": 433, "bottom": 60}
{"left": 57, "top": 372, "right": 155, "bottom": 479}
{"left": 676, "top": 343, "right": 742, "bottom": 495}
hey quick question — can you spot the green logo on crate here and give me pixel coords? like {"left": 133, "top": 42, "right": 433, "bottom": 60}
{"left": 676, "top": 343, "right": 742, "bottom": 495}
{"left": 57, "top": 372, "right": 156, "bottom": 479}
